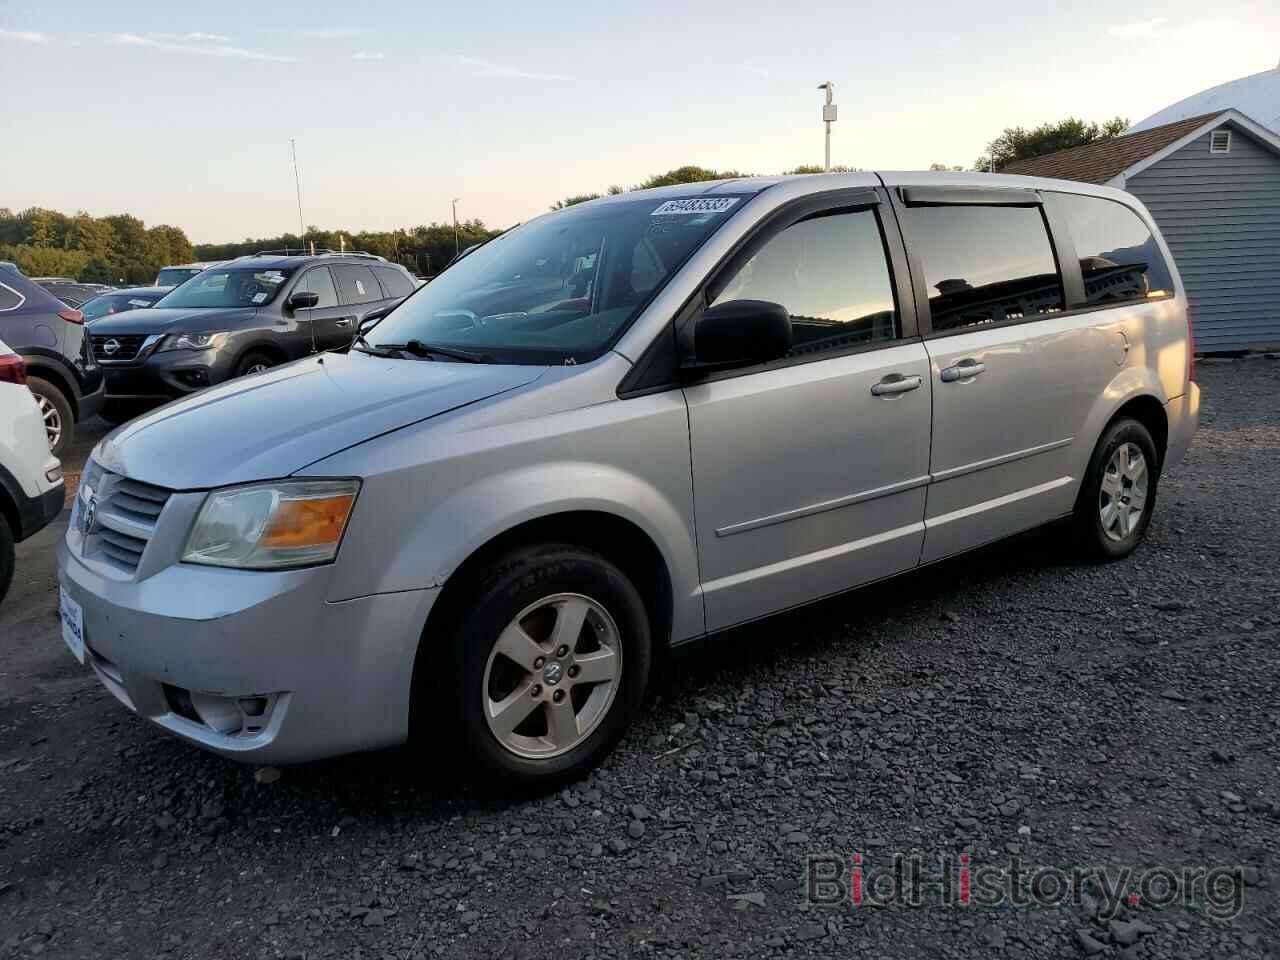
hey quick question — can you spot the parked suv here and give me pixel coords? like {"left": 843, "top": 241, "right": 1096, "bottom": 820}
{"left": 0, "top": 263, "right": 104, "bottom": 456}
{"left": 88, "top": 253, "right": 417, "bottom": 421}
{"left": 58, "top": 174, "right": 1198, "bottom": 785}
{"left": 0, "top": 339, "right": 65, "bottom": 604}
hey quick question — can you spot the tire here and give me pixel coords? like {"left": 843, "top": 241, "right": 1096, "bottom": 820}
{"left": 430, "top": 544, "right": 652, "bottom": 788}
{"left": 1072, "top": 417, "right": 1160, "bottom": 562}
{"left": 26, "top": 377, "right": 74, "bottom": 458}
{"left": 234, "top": 352, "right": 276, "bottom": 377}
{"left": 0, "top": 512, "right": 13, "bottom": 606}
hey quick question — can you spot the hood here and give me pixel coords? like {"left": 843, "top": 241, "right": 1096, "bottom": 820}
{"left": 88, "top": 306, "right": 258, "bottom": 334}
{"left": 94, "top": 351, "right": 548, "bottom": 489}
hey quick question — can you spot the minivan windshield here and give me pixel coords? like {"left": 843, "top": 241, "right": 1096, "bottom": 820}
{"left": 366, "top": 195, "right": 747, "bottom": 363}
{"left": 155, "top": 268, "right": 296, "bottom": 309}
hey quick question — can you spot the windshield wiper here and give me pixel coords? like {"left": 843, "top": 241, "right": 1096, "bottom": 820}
{"left": 376, "top": 339, "right": 491, "bottom": 363}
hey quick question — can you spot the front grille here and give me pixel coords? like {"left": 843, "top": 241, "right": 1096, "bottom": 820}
{"left": 91, "top": 334, "right": 150, "bottom": 362}
{"left": 76, "top": 463, "right": 173, "bottom": 574}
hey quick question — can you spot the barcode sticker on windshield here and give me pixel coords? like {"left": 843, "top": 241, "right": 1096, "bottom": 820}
{"left": 252, "top": 292, "right": 268, "bottom": 304}
{"left": 651, "top": 197, "right": 740, "bottom": 216}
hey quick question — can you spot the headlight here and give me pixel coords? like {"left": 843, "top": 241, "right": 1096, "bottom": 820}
{"left": 183, "top": 479, "right": 360, "bottom": 569}
{"left": 158, "top": 332, "right": 228, "bottom": 352}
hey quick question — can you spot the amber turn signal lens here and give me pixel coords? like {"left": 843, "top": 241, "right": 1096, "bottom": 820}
{"left": 260, "top": 494, "right": 356, "bottom": 549}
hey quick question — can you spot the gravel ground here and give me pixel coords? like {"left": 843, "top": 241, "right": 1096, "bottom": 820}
{"left": 1, "top": 360, "right": 1277, "bottom": 960}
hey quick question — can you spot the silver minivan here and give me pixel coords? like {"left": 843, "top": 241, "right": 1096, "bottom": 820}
{"left": 57, "top": 173, "right": 1199, "bottom": 784}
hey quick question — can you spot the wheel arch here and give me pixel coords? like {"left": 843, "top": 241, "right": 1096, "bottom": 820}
{"left": 20, "top": 355, "right": 79, "bottom": 418}
{"left": 1110, "top": 394, "right": 1168, "bottom": 467}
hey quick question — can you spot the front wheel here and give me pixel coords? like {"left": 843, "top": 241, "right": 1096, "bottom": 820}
{"left": 432, "top": 545, "right": 651, "bottom": 787}
{"left": 1072, "top": 417, "right": 1159, "bottom": 561}
{"left": 234, "top": 352, "right": 275, "bottom": 377}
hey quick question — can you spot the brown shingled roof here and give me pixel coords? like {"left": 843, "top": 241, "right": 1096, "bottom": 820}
{"left": 1001, "top": 113, "right": 1221, "bottom": 183}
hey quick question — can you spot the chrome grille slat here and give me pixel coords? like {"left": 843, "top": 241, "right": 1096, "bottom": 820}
{"left": 76, "top": 462, "right": 173, "bottom": 576}
{"left": 90, "top": 334, "right": 149, "bottom": 362}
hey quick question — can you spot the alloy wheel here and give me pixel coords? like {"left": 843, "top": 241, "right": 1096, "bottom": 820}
{"left": 1099, "top": 441, "right": 1148, "bottom": 541}
{"left": 482, "top": 593, "right": 622, "bottom": 759}
{"left": 37, "top": 394, "right": 62, "bottom": 451}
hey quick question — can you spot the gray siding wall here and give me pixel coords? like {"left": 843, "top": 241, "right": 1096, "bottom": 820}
{"left": 1127, "top": 125, "right": 1280, "bottom": 352}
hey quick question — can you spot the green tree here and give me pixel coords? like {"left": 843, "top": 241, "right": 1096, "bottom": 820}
{"left": 0, "top": 243, "right": 89, "bottom": 278}
{"left": 977, "top": 116, "right": 1129, "bottom": 172}
{"left": 783, "top": 164, "right": 859, "bottom": 174}
{"left": 635, "top": 165, "right": 746, "bottom": 189}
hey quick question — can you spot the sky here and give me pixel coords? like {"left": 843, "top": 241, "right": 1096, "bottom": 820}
{"left": 1, "top": 0, "right": 1277, "bottom": 245}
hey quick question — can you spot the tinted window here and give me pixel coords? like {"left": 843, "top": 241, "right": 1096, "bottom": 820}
{"left": 294, "top": 267, "right": 339, "bottom": 308}
{"left": 905, "top": 205, "right": 1063, "bottom": 332}
{"left": 1048, "top": 193, "right": 1175, "bottom": 304}
{"left": 0, "top": 281, "right": 26, "bottom": 311}
{"left": 334, "top": 265, "right": 380, "bottom": 305}
{"left": 374, "top": 267, "right": 414, "bottom": 299}
{"left": 712, "top": 209, "right": 898, "bottom": 356}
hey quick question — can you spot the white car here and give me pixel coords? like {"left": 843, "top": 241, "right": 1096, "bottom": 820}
{"left": 0, "top": 338, "right": 65, "bottom": 603}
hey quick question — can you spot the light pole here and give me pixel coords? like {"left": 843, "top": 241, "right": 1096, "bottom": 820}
{"left": 451, "top": 198, "right": 460, "bottom": 258}
{"left": 817, "top": 82, "right": 837, "bottom": 172}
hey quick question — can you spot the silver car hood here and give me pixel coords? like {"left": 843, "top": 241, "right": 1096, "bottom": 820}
{"left": 95, "top": 351, "right": 548, "bottom": 489}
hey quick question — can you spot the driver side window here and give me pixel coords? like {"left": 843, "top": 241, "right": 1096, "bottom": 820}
{"left": 295, "top": 267, "right": 339, "bottom": 309}
{"left": 712, "top": 208, "right": 898, "bottom": 357}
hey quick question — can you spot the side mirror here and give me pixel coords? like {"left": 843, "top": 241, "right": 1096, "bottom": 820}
{"left": 287, "top": 290, "right": 319, "bottom": 311}
{"left": 687, "top": 299, "right": 792, "bottom": 368}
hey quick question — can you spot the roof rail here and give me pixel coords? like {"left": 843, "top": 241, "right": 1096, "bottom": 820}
{"left": 234, "top": 248, "right": 389, "bottom": 262}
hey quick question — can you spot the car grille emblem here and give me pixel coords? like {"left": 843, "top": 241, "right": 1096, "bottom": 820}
{"left": 81, "top": 494, "right": 98, "bottom": 536}
{"left": 102, "top": 338, "right": 120, "bottom": 356}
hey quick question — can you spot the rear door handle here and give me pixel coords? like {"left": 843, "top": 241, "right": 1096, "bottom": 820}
{"left": 940, "top": 359, "right": 986, "bottom": 382}
{"left": 870, "top": 373, "right": 923, "bottom": 397}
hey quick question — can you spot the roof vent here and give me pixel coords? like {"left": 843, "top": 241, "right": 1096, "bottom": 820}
{"left": 1210, "top": 129, "right": 1232, "bottom": 154}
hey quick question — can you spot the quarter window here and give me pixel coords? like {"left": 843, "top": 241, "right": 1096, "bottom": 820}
{"left": 1047, "top": 193, "right": 1175, "bottom": 304}
{"left": 905, "top": 205, "right": 1063, "bottom": 332}
{"left": 294, "top": 267, "right": 339, "bottom": 309}
{"left": 711, "top": 209, "right": 898, "bottom": 357}
{"left": 334, "top": 265, "right": 381, "bottom": 305}
{"left": 374, "top": 266, "right": 414, "bottom": 299}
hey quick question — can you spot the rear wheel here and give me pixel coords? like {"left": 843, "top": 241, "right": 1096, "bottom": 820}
{"left": 0, "top": 512, "right": 14, "bottom": 606}
{"left": 1072, "top": 417, "right": 1159, "bottom": 561}
{"left": 234, "top": 352, "right": 275, "bottom": 377}
{"left": 26, "top": 377, "right": 74, "bottom": 457}
{"left": 428, "top": 544, "right": 651, "bottom": 787}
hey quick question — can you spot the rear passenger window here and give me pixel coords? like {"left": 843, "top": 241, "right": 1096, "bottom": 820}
{"left": 905, "top": 205, "right": 1063, "bottom": 332}
{"left": 711, "top": 209, "right": 898, "bottom": 357}
{"left": 374, "top": 267, "right": 414, "bottom": 299}
{"left": 294, "top": 267, "right": 339, "bottom": 308}
{"left": 333, "top": 265, "right": 380, "bottom": 304}
{"left": 1047, "top": 193, "right": 1175, "bottom": 304}
{"left": 0, "top": 281, "right": 25, "bottom": 312}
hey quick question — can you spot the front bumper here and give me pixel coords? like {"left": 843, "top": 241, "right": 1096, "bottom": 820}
{"left": 56, "top": 539, "right": 439, "bottom": 763}
{"left": 102, "top": 345, "right": 238, "bottom": 401}
{"left": 1164, "top": 382, "right": 1201, "bottom": 470}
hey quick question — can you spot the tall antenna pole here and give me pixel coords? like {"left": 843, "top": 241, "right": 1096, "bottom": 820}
{"left": 452, "top": 198, "right": 460, "bottom": 258}
{"left": 291, "top": 138, "right": 306, "bottom": 246}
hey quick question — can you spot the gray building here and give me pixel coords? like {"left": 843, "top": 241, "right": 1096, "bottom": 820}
{"left": 1005, "top": 109, "right": 1280, "bottom": 353}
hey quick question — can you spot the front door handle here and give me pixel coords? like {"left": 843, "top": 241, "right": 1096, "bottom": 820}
{"left": 335, "top": 317, "right": 354, "bottom": 327}
{"left": 870, "top": 373, "right": 923, "bottom": 397}
{"left": 940, "top": 359, "right": 986, "bottom": 382}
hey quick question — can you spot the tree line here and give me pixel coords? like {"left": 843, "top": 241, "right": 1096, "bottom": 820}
{"left": 1, "top": 119, "right": 1128, "bottom": 284}
{"left": 0, "top": 208, "right": 194, "bottom": 284}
